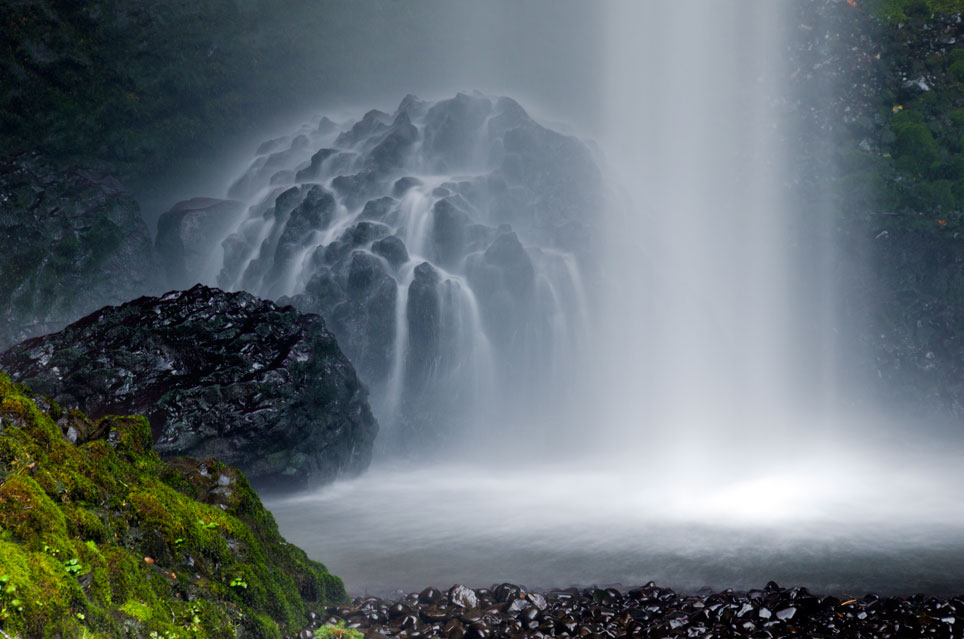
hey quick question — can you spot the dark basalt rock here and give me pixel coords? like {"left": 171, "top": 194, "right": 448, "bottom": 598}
{"left": 406, "top": 262, "right": 442, "bottom": 388}
{"left": 365, "top": 112, "right": 420, "bottom": 175}
{"left": 392, "top": 176, "right": 423, "bottom": 197}
{"left": 0, "top": 284, "right": 377, "bottom": 489}
{"left": 296, "top": 148, "right": 339, "bottom": 182}
{"left": 0, "top": 153, "right": 159, "bottom": 349}
{"left": 360, "top": 196, "right": 398, "bottom": 222}
{"left": 372, "top": 236, "right": 410, "bottom": 269}
{"left": 206, "top": 92, "right": 603, "bottom": 448}
{"left": 326, "top": 581, "right": 964, "bottom": 639}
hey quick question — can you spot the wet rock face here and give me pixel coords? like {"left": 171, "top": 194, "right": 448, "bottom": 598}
{"left": 0, "top": 152, "right": 158, "bottom": 349}
{"left": 155, "top": 197, "right": 245, "bottom": 289}
{"left": 0, "top": 284, "right": 377, "bottom": 489}
{"left": 205, "top": 92, "right": 602, "bottom": 449}
{"left": 325, "top": 581, "right": 964, "bottom": 639}
{"left": 785, "top": 3, "right": 964, "bottom": 418}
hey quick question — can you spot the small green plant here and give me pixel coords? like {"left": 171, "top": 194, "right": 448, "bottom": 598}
{"left": 229, "top": 576, "right": 247, "bottom": 589}
{"left": 64, "top": 558, "right": 83, "bottom": 575}
{"left": 197, "top": 519, "right": 219, "bottom": 529}
{"left": 315, "top": 621, "right": 364, "bottom": 639}
{"left": 0, "top": 574, "right": 24, "bottom": 621}
{"left": 185, "top": 601, "right": 202, "bottom": 631}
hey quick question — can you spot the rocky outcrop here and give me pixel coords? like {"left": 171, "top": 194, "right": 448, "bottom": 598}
{"left": 0, "top": 152, "right": 158, "bottom": 349}
{"left": 202, "top": 92, "right": 603, "bottom": 448}
{"left": 0, "top": 372, "right": 346, "bottom": 638}
{"left": 0, "top": 284, "right": 377, "bottom": 488}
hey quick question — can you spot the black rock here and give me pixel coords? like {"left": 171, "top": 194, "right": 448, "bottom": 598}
{"left": 418, "top": 587, "right": 443, "bottom": 605}
{"left": 295, "top": 148, "right": 339, "bottom": 182}
{"left": 392, "top": 177, "right": 423, "bottom": 198}
{"left": 422, "top": 92, "right": 494, "bottom": 171}
{"left": 431, "top": 198, "right": 470, "bottom": 269}
{"left": 335, "top": 109, "right": 392, "bottom": 148}
{"left": 0, "top": 285, "right": 377, "bottom": 488}
{"left": 406, "top": 262, "right": 441, "bottom": 387}
{"left": 334, "top": 579, "right": 964, "bottom": 639}
{"left": 360, "top": 197, "right": 398, "bottom": 222}
{"left": 365, "top": 112, "right": 419, "bottom": 175}
{"left": 372, "top": 236, "right": 410, "bottom": 269}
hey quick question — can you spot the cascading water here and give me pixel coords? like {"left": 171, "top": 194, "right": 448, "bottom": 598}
{"left": 596, "top": 0, "right": 796, "bottom": 462}
{"left": 204, "top": 92, "right": 601, "bottom": 453}
{"left": 176, "top": 1, "right": 964, "bottom": 595}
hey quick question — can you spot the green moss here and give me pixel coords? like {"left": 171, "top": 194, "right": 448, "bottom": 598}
{"left": 0, "top": 372, "right": 347, "bottom": 638}
{"left": 316, "top": 621, "right": 365, "bottom": 639}
{"left": 867, "top": 0, "right": 964, "bottom": 21}
{"left": 119, "top": 599, "right": 152, "bottom": 621}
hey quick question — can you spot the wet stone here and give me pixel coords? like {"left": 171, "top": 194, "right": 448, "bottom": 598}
{"left": 450, "top": 584, "right": 479, "bottom": 609}
{"left": 506, "top": 598, "right": 529, "bottom": 615}
{"left": 458, "top": 608, "right": 482, "bottom": 624}
{"left": 335, "top": 581, "right": 964, "bottom": 639}
{"left": 420, "top": 606, "right": 450, "bottom": 622}
{"left": 527, "top": 592, "right": 548, "bottom": 610}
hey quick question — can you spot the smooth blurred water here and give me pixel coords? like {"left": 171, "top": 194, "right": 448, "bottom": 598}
{"left": 260, "top": 0, "right": 964, "bottom": 597}
{"left": 267, "top": 436, "right": 964, "bottom": 596}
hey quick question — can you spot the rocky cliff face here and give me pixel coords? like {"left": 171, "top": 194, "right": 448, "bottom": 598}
{"left": 785, "top": 1, "right": 964, "bottom": 418}
{"left": 0, "top": 152, "right": 159, "bottom": 350}
{"left": 161, "top": 92, "right": 603, "bottom": 449}
{"left": 0, "top": 285, "right": 377, "bottom": 488}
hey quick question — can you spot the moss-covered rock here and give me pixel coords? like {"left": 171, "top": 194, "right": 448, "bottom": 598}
{"left": 0, "top": 371, "right": 347, "bottom": 638}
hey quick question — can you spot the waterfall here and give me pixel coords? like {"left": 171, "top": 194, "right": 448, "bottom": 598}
{"left": 596, "top": 0, "right": 807, "bottom": 463}
{"left": 202, "top": 1, "right": 964, "bottom": 596}
{"left": 200, "top": 93, "right": 601, "bottom": 454}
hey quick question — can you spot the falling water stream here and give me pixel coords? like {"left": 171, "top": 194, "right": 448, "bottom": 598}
{"left": 258, "top": 1, "right": 964, "bottom": 596}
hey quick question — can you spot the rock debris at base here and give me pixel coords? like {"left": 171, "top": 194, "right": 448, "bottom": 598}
{"left": 319, "top": 581, "right": 963, "bottom": 639}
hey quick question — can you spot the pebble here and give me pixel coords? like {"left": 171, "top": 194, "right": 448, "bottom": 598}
{"left": 315, "top": 582, "right": 964, "bottom": 639}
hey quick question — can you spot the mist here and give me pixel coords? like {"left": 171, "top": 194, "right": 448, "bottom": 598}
{"left": 138, "top": 0, "right": 605, "bottom": 227}
{"left": 154, "top": 0, "right": 964, "bottom": 596}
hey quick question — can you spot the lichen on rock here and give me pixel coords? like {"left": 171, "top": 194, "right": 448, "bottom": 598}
{"left": 0, "top": 372, "right": 347, "bottom": 638}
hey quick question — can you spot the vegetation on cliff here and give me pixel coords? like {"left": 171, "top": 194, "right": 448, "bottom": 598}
{"left": 830, "top": 1, "right": 964, "bottom": 231}
{"left": 0, "top": 372, "right": 347, "bottom": 638}
{"left": 867, "top": 0, "right": 963, "bottom": 22}
{"left": 0, "top": 0, "right": 446, "bottom": 190}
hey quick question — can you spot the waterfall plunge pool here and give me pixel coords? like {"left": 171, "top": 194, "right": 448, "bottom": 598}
{"left": 265, "top": 436, "right": 964, "bottom": 598}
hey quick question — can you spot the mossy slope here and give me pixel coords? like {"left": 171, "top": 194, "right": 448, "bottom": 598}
{"left": 0, "top": 372, "right": 347, "bottom": 638}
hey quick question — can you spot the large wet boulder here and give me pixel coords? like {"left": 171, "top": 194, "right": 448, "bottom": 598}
{"left": 0, "top": 284, "right": 377, "bottom": 488}
{"left": 0, "top": 152, "right": 158, "bottom": 349}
